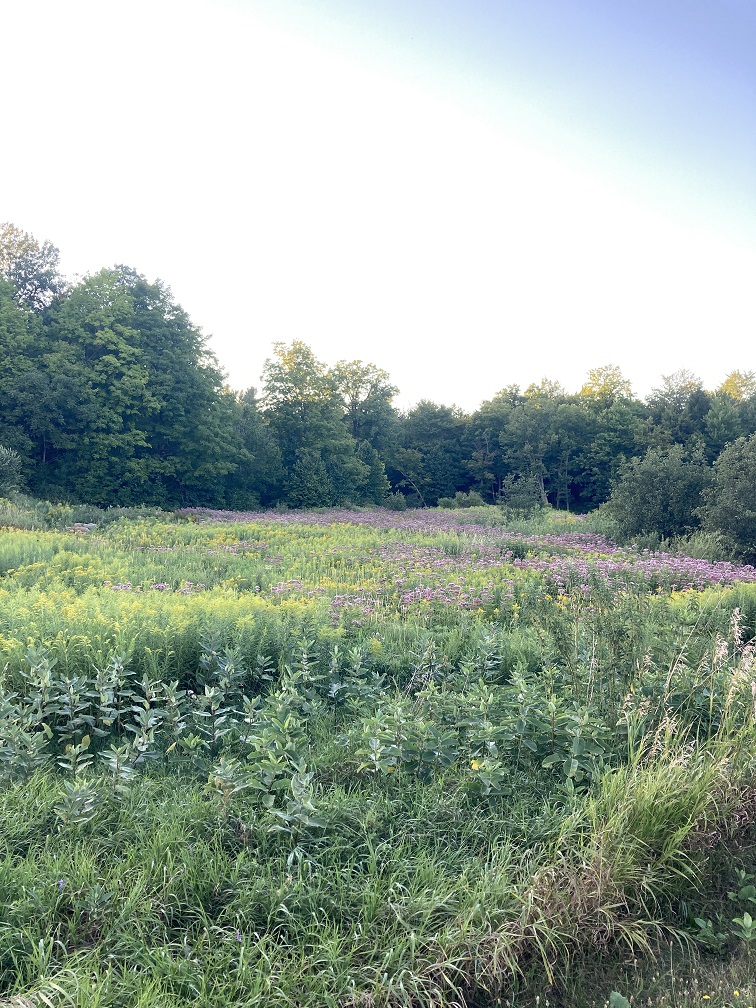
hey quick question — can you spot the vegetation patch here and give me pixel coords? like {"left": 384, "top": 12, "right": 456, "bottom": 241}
{"left": 1, "top": 506, "right": 756, "bottom": 1006}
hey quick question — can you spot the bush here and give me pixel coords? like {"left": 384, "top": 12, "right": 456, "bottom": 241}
{"left": 700, "top": 434, "right": 756, "bottom": 563}
{"left": 497, "top": 474, "right": 543, "bottom": 518}
{"left": 0, "top": 494, "right": 168, "bottom": 531}
{"left": 0, "top": 496, "right": 45, "bottom": 530}
{"left": 604, "top": 445, "right": 711, "bottom": 541}
{"left": 438, "top": 491, "right": 485, "bottom": 509}
{"left": 385, "top": 492, "right": 408, "bottom": 510}
{"left": 672, "top": 529, "right": 731, "bottom": 562}
{"left": 0, "top": 444, "right": 22, "bottom": 495}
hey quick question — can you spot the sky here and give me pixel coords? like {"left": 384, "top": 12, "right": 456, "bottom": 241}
{"left": 2, "top": 0, "right": 755, "bottom": 411}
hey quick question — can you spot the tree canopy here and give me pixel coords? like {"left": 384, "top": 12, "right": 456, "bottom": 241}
{"left": 2, "top": 224, "right": 756, "bottom": 560}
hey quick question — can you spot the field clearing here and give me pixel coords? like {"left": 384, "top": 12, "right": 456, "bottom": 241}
{"left": 1, "top": 506, "right": 756, "bottom": 1007}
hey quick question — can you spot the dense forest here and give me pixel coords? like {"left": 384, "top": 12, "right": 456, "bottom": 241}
{"left": 1, "top": 223, "right": 755, "bottom": 557}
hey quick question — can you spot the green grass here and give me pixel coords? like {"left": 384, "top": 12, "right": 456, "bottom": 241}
{"left": 1, "top": 503, "right": 756, "bottom": 1005}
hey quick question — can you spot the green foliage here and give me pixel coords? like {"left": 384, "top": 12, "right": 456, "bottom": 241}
{"left": 3, "top": 222, "right": 756, "bottom": 519}
{"left": 262, "top": 342, "right": 370, "bottom": 505}
{"left": 226, "top": 387, "right": 284, "bottom": 507}
{"left": 330, "top": 358, "right": 399, "bottom": 452}
{"left": 497, "top": 473, "right": 543, "bottom": 517}
{"left": 0, "top": 221, "right": 64, "bottom": 312}
{"left": 437, "top": 490, "right": 486, "bottom": 508}
{"left": 44, "top": 267, "right": 241, "bottom": 505}
{"left": 286, "top": 449, "right": 334, "bottom": 507}
{"left": 647, "top": 369, "right": 713, "bottom": 447}
{"left": 579, "top": 364, "right": 633, "bottom": 400}
{"left": 0, "top": 445, "right": 22, "bottom": 495}
{"left": 701, "top": 434, "right": 756, "bottom": 563}
{"left": 393, "top": 400, "right": 471, "bottom": 505}
{"left": 385, "top": 490, "right": 408, "bottom": 510}
{"left": 606, "top": 444, "right": 712, "bottom": 540}
{"left": 0, "top": 509, "right": 756, "bottom": 1003}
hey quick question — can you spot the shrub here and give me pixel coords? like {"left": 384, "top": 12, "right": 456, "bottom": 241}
{"left": 385, "top": 492, "right": 408, "bottom": 510}
{"left": 605, "top": 445, "right": 711, "bottom": 541}
{"left": 700, "top": 434, "right": 756, "bottom": 563}
{"left": 438, "top": 491, "right": 485, "bottom": 509}
{"left": 0, "top": 444, "right": 22, "bottom": 495}
{"left": 497, "top": 474, "right": 543, "bottom": 518}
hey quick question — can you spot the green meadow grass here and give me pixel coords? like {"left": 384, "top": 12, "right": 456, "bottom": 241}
{"left": 1, "top": 503, "right": 755, "bottom": 1006}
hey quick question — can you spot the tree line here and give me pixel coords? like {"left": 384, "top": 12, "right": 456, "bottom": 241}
{"left": 1, "top": 223, "right": 755, "bottom": 556}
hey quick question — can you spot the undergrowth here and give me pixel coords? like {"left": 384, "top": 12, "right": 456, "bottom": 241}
{"left": 0, "top": 504, "right": 755, "bottom": 1005}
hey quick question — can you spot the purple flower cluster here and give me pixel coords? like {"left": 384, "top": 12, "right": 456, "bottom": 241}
{"left": 373, "top": 540, "right": 512, "bottom": 572}
{"left": 328, "top": 593, "right": 379, "bottom": 625}
{"left": 511, "top": 551, "right": 756, "bottom": 593}
{"left": 179, "top": 507, "right": 756, "bottom": 595}
{"left": 398, "top": 581, "right": 499, "bottom": 611}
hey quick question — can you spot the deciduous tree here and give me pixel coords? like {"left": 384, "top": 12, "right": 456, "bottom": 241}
{"left": 605, "top": 444, "right": 711, "bottom": 541}
{"left": 0, "top": 222, "right": 64, "bottom": 312}
{"left": 700, "top": 434, "right": 756, "bottom": 562}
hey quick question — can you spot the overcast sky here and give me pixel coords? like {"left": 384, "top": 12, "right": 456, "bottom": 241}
{"left": 3, "top": 0, "right": 755, "bottom": 410}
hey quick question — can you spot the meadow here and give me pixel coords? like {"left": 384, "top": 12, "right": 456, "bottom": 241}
{"left": 1, "top": 503, "right": 756, "bottom": 1007}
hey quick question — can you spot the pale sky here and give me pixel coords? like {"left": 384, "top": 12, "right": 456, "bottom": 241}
{"left": 3, "top": 0, "right": 755, "bottom": 411}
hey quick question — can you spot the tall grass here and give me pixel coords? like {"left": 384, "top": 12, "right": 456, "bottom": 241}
{"left": 1, "top": 504, "right": 756, "bottom": 1004}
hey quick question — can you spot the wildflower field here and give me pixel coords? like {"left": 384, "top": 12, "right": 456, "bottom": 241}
{"left": 2, "top": 505, "right": 756, "bottom": 1007}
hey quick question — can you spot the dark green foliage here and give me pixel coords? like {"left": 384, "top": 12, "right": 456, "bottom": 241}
{"left": 0, "top": 445, "right": 22, "bottom": 495}
{"left": 605, "top": 444, "right": 712, "bottom": 540}
{"left": 497, "top": 385, "right": 597, "bottom": 510}
{"left": 576, "top": 396, "right": 647, "bottom": 508}
{"left": 646, "top": 369, "right": 713, "bottom": 447}
{"left": 703, "top": 391, "right": 743, "bottom": 460}
{"left": 437, "top": 489, "right": 486, "bottom": 508}
{"left": 355, "top": 440, "right": 391, "bottom": 504}
{"left": 330, "top": 359, "right": 399, "bottom": 453}
{"left": 497, "top": 474, "right": 543, "bottom": 516}
{"left": 262, "top": 342, "right": 368, "bottom": 505}
{"left": 2, "top": 224, "right": 756, "bottom": 524}
{"left": 286, "top": 449, "right": 335, "bottom": 507}
{"left": 226, "top": 388, "right": 284, "bottom": 508}
{"left": 701, "top": 434, "right": 756, "bottom": 562}
{"left": 1, "top": 263, "right": 242, "bottom": 507}
{"left": 391, "top": 401, "right": 471, "bottom": 506}
{"left": 0, "top": 222, "right": 64, "bottom": 312}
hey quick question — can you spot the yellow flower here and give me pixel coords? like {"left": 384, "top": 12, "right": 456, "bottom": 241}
{"left": 470, "top": 759, "right": 484, "bottom": 771}
{"left": 735, "top": 993, "right": 740, "bottom": 998}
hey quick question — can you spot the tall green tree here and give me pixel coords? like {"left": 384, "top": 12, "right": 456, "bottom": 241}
{"left": 468, "top": 386, "right": 522, "bottom": 501}
{"left": 329, "top": 360, "right": 399, "bottom": 453}
{"left": 604, "top": 444, "right": 711, "bottom": 541}
{"left": 224, "top": 388, "right": 284, "bottom": 508}
{"left": 394, "top": 401, "right": 471, "bottom": 505}
{"left": 579, "top": 364, "right": 633, "bottom": 401}
{"left": 0, "top": 222, "right": 64, "bottom": 312}
{"left": 0, "top": 278, "right": 41, "bottom": 460}
{"left": 548, "top": 400, "right": 597, "bottom": 511}
{"left": 498, "top": 383, "right": 565, "bottom": 506}
{"left": 700, "top": 434, "right": 756, "bottom": 562}
{"left": 27, "top": 267, "right": 241, "bottom": 505}
{"left": 111, "top": 267, "right": 240, "bottom": 505}
{"left": 262, "top": 342, "right": 368, "bottom": 505}
{"left": 645, "top": 370, "right": 712, "bottom": 447}
{"left": 703, "top": 392, "right": 742, "bottom": 460}
{"left": 355, "top": 440, "right": 392, "bottom": 504}
{"left": 576, "top": 397, "right": 647, "bottom": 508}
